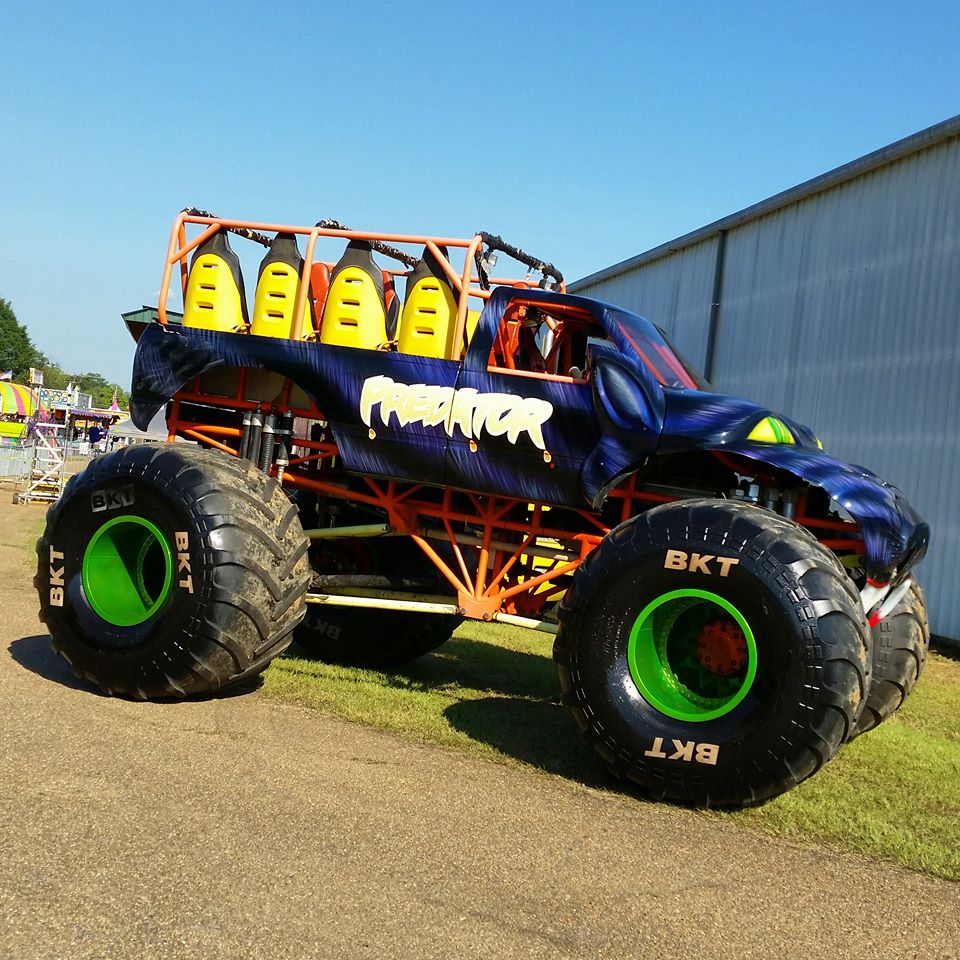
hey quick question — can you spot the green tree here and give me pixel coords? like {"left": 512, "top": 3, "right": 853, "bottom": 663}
{"left": 0, "top": 295, "right": 128, "bottom": 409}
{"left": 38, "top": 356, "right": 71, "bottom": 390}
{"left": 0, "top": 297, "right": 43, "bottom": 381}
{"left": 74, "top": 372, "right": 127, "bottom": 409}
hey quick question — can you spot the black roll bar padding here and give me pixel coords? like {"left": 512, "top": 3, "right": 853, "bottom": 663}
{"left": 180, "top": 210, "right": 563, "bottom": 284}
{"left": 478, "top": 231, "right": 564, "bottom": 284}
{"left": 182, "top": 207, "right": 273, "bottom": 247}
{"left": 315, "top": 219, "right": 421, "bottom": 269}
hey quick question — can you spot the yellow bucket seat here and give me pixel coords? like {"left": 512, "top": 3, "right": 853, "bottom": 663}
{"left": 320, "top": 241, "right": 388, "bottom": 349}
{"left": 251, "top": 233, "right": 304, "bottom": 339}
{"left": 398, "top": 246, "right": 459, "bottom": 359}
{"left": 183, "top": 230, "right": 248, "bottom": 333}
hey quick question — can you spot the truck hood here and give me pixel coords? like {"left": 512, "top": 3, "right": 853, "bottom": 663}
{"left": 660, "top": 388, "right": 820, "bottom": 452}
{"left": 659, "top": 389, "right": 928, "bottom": 581}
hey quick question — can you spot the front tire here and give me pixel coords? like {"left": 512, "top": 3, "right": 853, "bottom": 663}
{"left": 554, "top": 499, "right": 870, "bottom": 807}
{"left": 852, "top": 580, "right": 929, "bottom": 737}
{"left": 36, "top": 444, "right": 310, "bottom": 699}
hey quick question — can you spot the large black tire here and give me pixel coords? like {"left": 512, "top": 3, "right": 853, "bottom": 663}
{"left": 294, "top": 605, "right": 460, "bottom": 667}
{"left": 852, "top": 580, "right": 929, "bottom": 738}
{"left": 554, "top": 499, "right": 870, "bottom": 807}
{"left": 36, "top": 444, "right": 310, "bottom": 699}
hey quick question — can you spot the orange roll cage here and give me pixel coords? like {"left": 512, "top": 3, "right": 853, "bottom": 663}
{"left": 159, "top": 212, "right": 557, "bottom": 359}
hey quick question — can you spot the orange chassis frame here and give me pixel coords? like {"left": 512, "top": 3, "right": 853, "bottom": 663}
{"left": 160, "top": 214, "right": 864, "bottom": 628}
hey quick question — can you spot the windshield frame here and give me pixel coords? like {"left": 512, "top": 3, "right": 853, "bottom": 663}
{"left": 604, "top": 305, "right": 706, "bottom": 391}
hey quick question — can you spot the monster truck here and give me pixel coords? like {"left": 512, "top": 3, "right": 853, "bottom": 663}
{"left": 35, "top": 210, "right": 930, "bottom": 807}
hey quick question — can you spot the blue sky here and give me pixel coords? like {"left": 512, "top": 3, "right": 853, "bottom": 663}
{"left": 1, "top": 0, "right": 958, "bottom": 386}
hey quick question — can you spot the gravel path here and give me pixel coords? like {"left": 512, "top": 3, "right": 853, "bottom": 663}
{"left": 1, "top": 494, "right": 957, "bottom": 959}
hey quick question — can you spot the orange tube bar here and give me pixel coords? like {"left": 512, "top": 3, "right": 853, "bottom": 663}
{"left": 159, "top": 219, "right": 220, "bottom": 325}
{"left": 484, "top": 533, "right": 535, "bottom": 597}
{"left": 293, "top": 228, "right": 320, "bottom": 340}
{"left": 183, "top": 424, "right": 241, "bottom": 437}
{"left": 409, "top": 533, "right": 471, "bottom": 597}
{"left": 425, "top": 240, "right": 464, "bottom": 293}
{"left": 180, "top": 213, "right": 476, "bottom": 249}
{"left": 498, "top": 559, "right": 582, "bottom": 602}
{"left": 170, "top": 222, "right": 222, "bottom": 265}
{"left": 443, "top": 518, "right": 475, "bottom": 589}
{"left": 177, "top": 221, "right": 188, "bottom": 294}
{"left": 453, "top": 235, "right": 484, "bottom": 360}
{"left": 181, "top": 429, "right": 238, "bottom": 457}
{"left": 158, "top": 213, "right": 187, "bottom": 325}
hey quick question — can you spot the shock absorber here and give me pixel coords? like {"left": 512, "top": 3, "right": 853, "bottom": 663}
{"left": 259, "top": 410, "right": 278, "bottom": 472}
{"left": 238, "top": 409, "right": 253, "bottom": 460}
{"left": 246, "top": 408, "right": 264, "bottom": 466}
{"left": 274, "top": 414, "right": 294, "bottom": 477}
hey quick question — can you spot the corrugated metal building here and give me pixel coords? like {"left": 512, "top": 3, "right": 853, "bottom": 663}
{"left": 573, "top": 115, "right": 960, "bottom": 638}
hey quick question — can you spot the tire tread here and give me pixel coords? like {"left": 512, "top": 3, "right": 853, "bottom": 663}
{"left": 37, "top": 445, "right": 310, "bottom": 699}
{"left": 553, "top": 498, "right": 870, "bottom": 807}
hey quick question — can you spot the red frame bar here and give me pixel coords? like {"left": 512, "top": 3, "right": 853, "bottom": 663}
{"left": 171, "top": 383, "right": 862, "bottom": 618}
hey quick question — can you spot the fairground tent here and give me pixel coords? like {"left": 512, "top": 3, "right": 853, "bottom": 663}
{"left": 0, "top": 382, "right": 45, "bottom": 416}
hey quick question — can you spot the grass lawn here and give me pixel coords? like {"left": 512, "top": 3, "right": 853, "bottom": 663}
{"left": 264, "top": 619, "right": 960, "bottom": 881}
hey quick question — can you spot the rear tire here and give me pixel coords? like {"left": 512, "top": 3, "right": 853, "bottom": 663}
{"left": 36, "top": 444, "right": 310, "bottom": 699}
{"left": 294, "top": 605, "right": 459, "bottom": 667}
{"left": 852, "top": 580, "right": 929, "bottom": 737}
{"left": 554, "top": 499, "right": 870, "bottom": 807}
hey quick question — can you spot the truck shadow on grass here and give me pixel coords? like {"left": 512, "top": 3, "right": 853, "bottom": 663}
{"left": 394, "top": 635, "right": 559, "bottom": 700}
{"left": 9, "top": 633, "right": 264, "bottom": 700}
{"left": 282, "top": 633, "right": 619, "bottom": 792}
{"left": 424, "top": 639, "right": 614, "bottom": 788}
{"left": 442, "top": 696, "right": 616, "bottom": 789}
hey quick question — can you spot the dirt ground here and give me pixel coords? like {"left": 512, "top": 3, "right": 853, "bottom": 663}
{"left": 1, "top": 495, "right": 958, "bottom": 960}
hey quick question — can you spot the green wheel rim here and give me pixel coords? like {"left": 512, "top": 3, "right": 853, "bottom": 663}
{"left": 627, "top": 588, "right": 757, "bottom": 722}
{"left": 81, "top": 516, "right": 175, "bottom": 627}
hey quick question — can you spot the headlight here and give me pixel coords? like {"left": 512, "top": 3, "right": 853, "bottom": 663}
{"left": 747, "top": 416, "right": 795, "bottom": 444}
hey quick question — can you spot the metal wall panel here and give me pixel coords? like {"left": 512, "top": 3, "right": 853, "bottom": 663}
{"left": 575, "top": 237, "right": 718, "bottom": 371}
{"left": 574, "top": 131, "right": 960, "bottom": 636}
{"left": 712, "top": 138, "right": 960, "bottom": 637}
